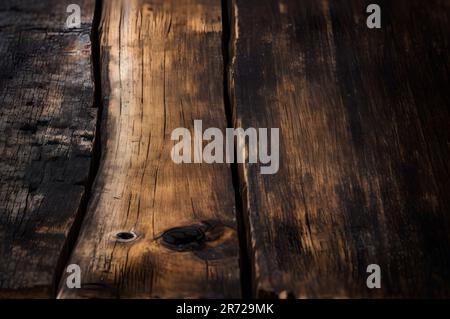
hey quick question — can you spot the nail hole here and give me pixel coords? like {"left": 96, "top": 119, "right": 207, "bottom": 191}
{"left": 115, "top": 231, "right": 137, "bottom": 242}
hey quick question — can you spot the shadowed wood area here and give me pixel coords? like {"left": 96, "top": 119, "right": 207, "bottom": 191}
{"left": 58, "top": 0, "right": 241, "bottom": 298}
{"left": 0, "top": 0, "right": 96, "bottom": 297}
{"left": 228, "top": 0, "right": 450, "bottom": 298}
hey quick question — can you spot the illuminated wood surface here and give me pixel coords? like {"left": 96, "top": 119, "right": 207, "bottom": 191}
{"left": 58, "top": 0, "right": 240, "bottom": 298}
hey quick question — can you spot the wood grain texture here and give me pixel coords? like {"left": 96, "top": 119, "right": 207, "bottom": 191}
{"left": 58, "top": 0, "right": 240, "bottom": 298}
{"left": 229, "top": 0, "right": 450, "bottom": 298}
{"left": 0, "top": 0, "right": 96, "bottom": 297}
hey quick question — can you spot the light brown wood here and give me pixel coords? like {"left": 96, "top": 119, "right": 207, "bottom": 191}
{"left": 58, "top": 0, "right": 241, "bottom": 298}
{"left": 0, "top": 0, "right": 97, "bottom": 297}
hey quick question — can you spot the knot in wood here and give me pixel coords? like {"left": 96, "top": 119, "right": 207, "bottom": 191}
{"left": 161, "top": 226, "right": 205, "bottom": 251}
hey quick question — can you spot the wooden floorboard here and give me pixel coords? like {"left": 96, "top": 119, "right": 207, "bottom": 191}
{"left": 229, "top": 0, "right": 450, "bottom": 298}
{"left": 1, "top": 0, "right": 449, "bottom": 299}
{"left": 0, "top": 0, "right": 96, "bottom": 297}
{"left": 58, "top": 0, "right": 241, "bottom": 299}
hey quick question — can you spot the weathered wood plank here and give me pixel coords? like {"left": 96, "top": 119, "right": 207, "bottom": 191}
{"left": 58, "top": 0, "right": 240, "bottom": 298}
{"left": 0, "top": 0, "right": 97, "bottom": 297}
{"left": 229, "top": 0, "right": 450, "bottom": 298}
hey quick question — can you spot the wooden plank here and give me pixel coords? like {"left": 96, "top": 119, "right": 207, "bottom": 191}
{"left": 0, "top": 0, "right": 97, "bottom": 297}
{"left": 58, "top": 0, "right": 241, "bottom": 298}
{"left": 229, "top": 0, "right": 450, "bottom": 298}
